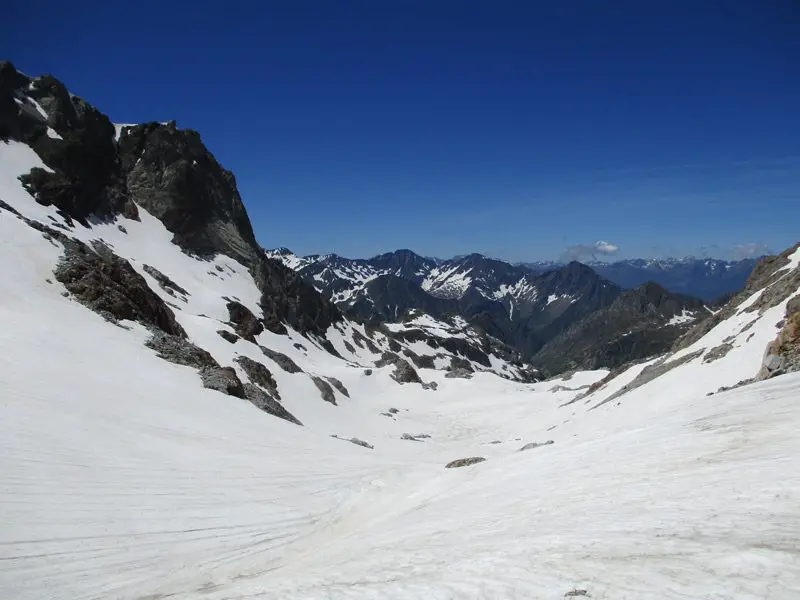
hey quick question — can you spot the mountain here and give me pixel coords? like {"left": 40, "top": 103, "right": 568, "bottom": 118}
{"left": 0, "top": 60, "right": 536, "bottom": 393}
{"left": 518, "top": 257, "right": 758, "bottom": 301}
{"left": 4, "top": 62, "right": 800, "bottom": 599}
{"left": 271, "top": 248, "right": 623, "bottom": 358}
{"left": 591, "top": 257, "right": 759, "bottom": 302}
{"left": 534, "top": 282, "right": 708, "bottom": 375}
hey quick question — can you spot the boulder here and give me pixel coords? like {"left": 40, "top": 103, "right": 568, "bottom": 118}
{"left": 200, "top": 366, "right": 245, "bottom": 398}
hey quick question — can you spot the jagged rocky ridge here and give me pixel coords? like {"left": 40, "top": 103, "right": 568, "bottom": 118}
{"left": 270, "top": 247, "right": 720, "bottom": 373}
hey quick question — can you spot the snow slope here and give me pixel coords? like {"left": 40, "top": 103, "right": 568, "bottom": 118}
{"left": 2, "top": 138, "right": 800, "bottom": 599}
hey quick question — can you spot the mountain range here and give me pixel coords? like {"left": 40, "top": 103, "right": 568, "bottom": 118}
{"left": 268, "top": 247, "right": 748, "bottom": 374}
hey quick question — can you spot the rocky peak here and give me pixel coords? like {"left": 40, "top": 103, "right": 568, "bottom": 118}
{"left": 118, "top": 120, "right": 260, "bottom": 265}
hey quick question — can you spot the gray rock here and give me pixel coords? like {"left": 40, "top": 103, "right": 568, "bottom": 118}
{"left": 388, "top": 408, "right": 399, "bottom": 414}
{"left": 226, "top": 300, "right": 263, "bottom": 342}
{"left": 363, "top": 368, "right": 373, "bottom": 376}
{"left": 376, "top": 352, "right": 422, "bottom": 384}
{"left": 259, "top": 345, "right": 302, "bottom": 374}
{"left": 217, "top": 329, "right": 239, "bottom": 344}
{"left": 200, "top": 366, "right": 245, "bottom": 398}
{"left": 325, "top": 376, "right": 350, "bottom": 398}
{"left": 348, "top": 437, "right": 374, "bottom": 449}
{"left": 703, "top": 342, "right": 733, "bottom": 363}
{"left": 519, "top": 440, "right": 555, "bottom": 451}
{"left": 311, "top": 376, "right": 337, "bottom": 405}
{"left": 234, "top": 356, "right": 280, "bottom": 398}
{"left": 146, "top": 331, "right": 219, "bottom": 369}
{"left": 763, "top": 354, "right": 785, "bottom": 372}
{"left": 564, "top": 590, "right": 589, "bottom": 598}
{"left": 142, "top": 264, "right": 190, "bottom": 297}
{"left": 53, "top": 237, "right": 185, "bottom": 336}
{"left": 445, "top": 367, "right": 473, "bottom": 379}
{"left": 242, "top": 383, "right": 302, "bottom": 426}
{"left": 445, "top": 457, "right": 486, "bottom": 469}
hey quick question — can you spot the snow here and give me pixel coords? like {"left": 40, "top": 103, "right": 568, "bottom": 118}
{"left": 45, "top": 127, "right": 62, "bottom": 140}
{"left": 546, "top": 293, "right": 574, "bottom": 305}
{"left": 2, "top": 138, "right": 800, "bottom": 598}
{"left": 667, "top": 308, "right": 697, "bottom": 325}
{"left": 113, "top": 123, "right": 136, "bottom": 141}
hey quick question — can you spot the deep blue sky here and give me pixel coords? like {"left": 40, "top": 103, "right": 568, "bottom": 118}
{"left": 5, "top": 1, "right": 800, "bottom": 261}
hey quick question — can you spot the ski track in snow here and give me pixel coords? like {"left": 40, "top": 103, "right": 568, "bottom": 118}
{"left": 2, "top": 140, "right": 800, "bottom": 599}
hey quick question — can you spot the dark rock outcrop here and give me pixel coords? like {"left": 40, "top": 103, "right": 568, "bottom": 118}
{"left": 119, "top": 121, "right": 259, "bottom": 264}
{"left": 376, "top": 352, "right": 422, "bottom": 384}
{"left": 311, "top": 376, "right": 337, "bottom": 405}
{"left": 146, "top": 331, "right": 218, "bottom": 369}
{"left": 534, "top": 282, "right": 706, "bottom": 376}
{"left": 445, "top": 457, "right": 486, "bottom": 469}
{"left": 200, "top": 366, "right": 245, "bottom": 398}
{"left": 226, "top": 301, "right": 263, "bottom": 342}
{"left": 259, "top": 346, "right": 303, "bottom": 374}
{"left": 142, "top": 264, "right": 190, "bottom": 297}
{"left": 242, "top": 383, "right": 302, "bottom": 426}
{"left": 217, "top": 330, "right": 239, "bottom": 344}
{"left": 234, "top": 356, "right": 280, "bottom": 398}
{"left": 325, "top": 376, "right": 350, "bottom": 398}
{"left": 519, "top": 440, "right": 554, "bottom": 451}
{"left": 54, "top": 237, "right": 186, "bottom": 336}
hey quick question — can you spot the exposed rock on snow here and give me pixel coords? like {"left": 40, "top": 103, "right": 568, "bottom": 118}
{"left": 376, "top": 352, "right": 422, "bottom": 384}
{"left": 145, "top": 331, "right": 218, "bottom": 369}
{"left": 234, "top": 356, "right": 280, "bottom": 398}
{"left": 216, "top": 329, "right": 239, "bottom": 344}
{"left": 54, "top": 237, "right": 186, "bottom": 336}
{"left": 241, "top": 383, "right": 302, "bottom": 426}
{"left": 259, "top": 345, "right": 302, "bottom": 374}
{"left": 519, "top": 440, "right": 555, "bottom": 451}
{"left": 445, "top": 367, "right": 474, "bottom": 379}
{"left": 445, "top": 457, "right": 486, "bottom": 468}
{"left": 142, "top": 263, "right": 189, "bottom": 297}
{"left": 225, "top": 300, "right": 263, "bottom": 342}
{"left": 199, "top": 366, "right": 245, "bottom": 398}
{"left": 311, "top": 376, "right": 337, "bottom": 405}
{"left": 324, "top": 376, "right": 350, "bottom": 398}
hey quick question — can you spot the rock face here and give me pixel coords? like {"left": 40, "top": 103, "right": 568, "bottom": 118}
{"left": 311, "top": 376, "right": 337, "bottom": 405}
{"left": 241, "top": 383, "right": 302, "bottom": 426}
{"left": 2, "top": 61, "right": 343, "bottom": 340}
{"left": 325, "top": 377, "right": 350, "bottom": 398}
{"left": 145, "top": 331, "right": 218, "bottom": 369}
{"left": 445, "top": 457, "right": 486, "bottom": 469}
{"left": 533, "top": 282, "right": 707, "bottom": 376}
{"left": 1, "top": 62, "right": 137, "bottom": 223}
{"left": 757, "top": 295, "right": 800, "bottom": 380}
{"left": 259, "top": 346, "right": 303, "bottom": 374}
{"left": 200, "top": 366, "right": 245, "bottom": 398}
{"left": 142, "top": 264, "right": 190, "bottom": 297}
{"left": 376, "top": 352, "right": 422, "bottom": 384}
{"left": 118, "top": 121, "right": 260, "bottom": 264}
{"left": 54, "top": 237, "right": 186, "bottom": 336}
{"left": 226, "top": 301, "right": 263, "bottom": 342}
{"left": 234, "top": 356, "right": 280, "bottom": 398}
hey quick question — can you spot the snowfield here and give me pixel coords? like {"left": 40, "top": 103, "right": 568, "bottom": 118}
{"left": 2, "top": 138, "right": 800, "bottom": 599}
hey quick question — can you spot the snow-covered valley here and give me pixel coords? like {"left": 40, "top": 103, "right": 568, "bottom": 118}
{"left": 2, "top": 63, "right": 800, "bottom": 599}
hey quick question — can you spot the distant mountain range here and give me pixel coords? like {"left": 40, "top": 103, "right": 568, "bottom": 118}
{"left": 267, "top": 248, "right": 740, "bottom": 374}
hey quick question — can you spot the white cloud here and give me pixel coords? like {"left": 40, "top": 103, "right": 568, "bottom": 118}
{"left": 561, "top": 240, "right": 620, "bottom": 262}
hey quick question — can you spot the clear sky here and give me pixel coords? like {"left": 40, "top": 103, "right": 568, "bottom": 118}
{"left": 5, "top": 1, "right": 800, "bottom": 262}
